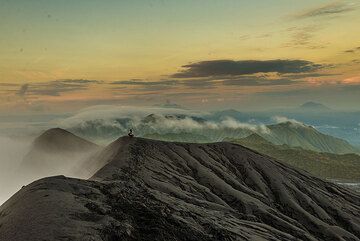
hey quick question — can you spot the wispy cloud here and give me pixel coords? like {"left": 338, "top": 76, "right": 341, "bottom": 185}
{"left": 344, "top": 46, "right": 360, "bottom": 53}
{"left": 272, "top": 116, "right": 305, "bottom": 127}
{"left": 16, "top": 79, "right": 101, "bottom": 97}
{"left": 0, "top": 83, "right": 19, "bottom": 87}
{"left": 111, "top": 75, "right": 305, "bottom": 89}
{"left": 282, "top": 73, "right": 338, "bottom": 79}
{"left": 283, "top": 25, "right": 326, "bottom": 49}
{"left": 222, "top": 77, "right": 300, "bottom": 86}
{"left": 182, "top": 79, "right": 217, "bottom": 89}
{"left": 111, "top": 79, "right": 178, "bottom": 86}
{"left": 294, "top": 1, "right": 357, "bottom": 19}
{"left": 111, "top": 78, "right": 218, "bottom": 90}
{"left": 110, "top": 79, "right": 179, "bottom": 91}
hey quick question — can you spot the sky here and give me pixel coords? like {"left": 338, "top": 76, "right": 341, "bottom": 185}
{"left": 0, "top": 0, "right": 360, "bottom": 113}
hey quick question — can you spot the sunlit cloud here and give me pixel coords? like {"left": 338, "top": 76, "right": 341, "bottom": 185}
{"left": 341, "top": 75, "right": 360, "bottom": 84}
{"left": 272, "top": 116, "right": 305, "bottom": 126}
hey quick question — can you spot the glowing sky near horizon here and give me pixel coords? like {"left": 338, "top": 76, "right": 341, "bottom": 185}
{"left": 0, "top": 0, "right": 359, "bottom": 112}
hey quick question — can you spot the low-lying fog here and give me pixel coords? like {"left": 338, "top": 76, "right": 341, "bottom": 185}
{"left": 0, "top": 136, "right": 31, "bottom": 204}
{"left": 0, "top": 134, "right": 97, "bottom": 205}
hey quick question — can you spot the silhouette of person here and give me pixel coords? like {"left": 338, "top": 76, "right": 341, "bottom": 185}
{"left": 128, "top": 129, "right": 134, "bottom": 137}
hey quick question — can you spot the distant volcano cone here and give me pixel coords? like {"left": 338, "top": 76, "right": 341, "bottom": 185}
{"left": 32, "top": 128, "right": 98, "bottom": 152}
{"left": 20, "top": 128, "right": 99, "bottom": 177}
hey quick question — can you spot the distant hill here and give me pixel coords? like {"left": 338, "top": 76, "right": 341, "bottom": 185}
{"left": 31, "top": 128, "right": 97, "bottom": 152}
{"left": 20, "top": 128, "right": 100, "bottom": 177}
{"left": 298, "top": 101, "right": 331, "bottom": 112}
{"left": 1, "top": 137, "right": 360, "bottom": 240}
{"left": 206, "top": 109, "right": 251, "bottom": 122}
{"left": 263, "top": 122, "right": 359, "bottom": 154}
{"left": 228, "top": 134, "right": 360, "bottom": 180}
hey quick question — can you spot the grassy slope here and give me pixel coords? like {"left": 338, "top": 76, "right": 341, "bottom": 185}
{"left": 227, "top": 134, "right": 360, "bottom": 181}
{"left": 263, "top": 122, "right": 359, "bottom": 154}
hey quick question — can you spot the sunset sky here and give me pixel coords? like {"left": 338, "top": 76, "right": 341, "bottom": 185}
{"left": 0, "top": 0, "right": 359, "bottom": 113}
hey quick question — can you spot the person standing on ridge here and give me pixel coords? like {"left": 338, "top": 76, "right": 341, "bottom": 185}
{"left": 128, "top": 129, "right": 134, "bottom": 137}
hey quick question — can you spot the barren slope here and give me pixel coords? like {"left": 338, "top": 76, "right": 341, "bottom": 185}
{"left": 1, "top": 137, "right": 360, "bottom": 241}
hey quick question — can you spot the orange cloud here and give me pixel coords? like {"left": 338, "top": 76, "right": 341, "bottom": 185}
{"left": 342, "top": 75, "right": 360, "bottom": 84}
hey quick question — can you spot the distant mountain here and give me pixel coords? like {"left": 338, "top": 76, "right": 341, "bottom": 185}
{"left": 228, "top": 134, "right": 360, "bottom": 180}
{"left": 1, "top": 137, "right": 359, "bottom": 240}
{"left": 20, "top": 128, "right": 100, "bottom": 177}
{"left": 263, "top": 122, "right": 359, "bottom": 154}
{"left": 141, "top": 120, "right": 359, "bottom": 155}
{"left": 298, "top": 101, "right": 331, "bottom": 112}
{"left": 65, "top": 111, "right": 359, "bottom": 154}
{"left": 68, "top": 118, "right": 132, "bottom": 144}
{"left": 206, "top": 109, "right": 251, "bottom": 122}
{"left": 142, "top": 113, "right": 206, "bottom": 123}
{"left": 31, "top": 128, "right": 97, "bottom": 152}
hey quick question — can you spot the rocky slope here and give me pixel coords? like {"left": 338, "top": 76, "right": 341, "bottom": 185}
{"left": 1, "top": 137, "right": 360, "bottom": 241}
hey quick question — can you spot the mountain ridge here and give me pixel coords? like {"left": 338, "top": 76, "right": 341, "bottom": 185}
{"left": 1, "top": 136, "right": 360, "bottom": 240}
{"left": 263, "top": 121, "right": 358, "bottom": 154}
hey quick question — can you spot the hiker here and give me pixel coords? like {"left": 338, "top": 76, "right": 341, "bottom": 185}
{"left": 128, "top": 129, "right": 134, "bottom": 137}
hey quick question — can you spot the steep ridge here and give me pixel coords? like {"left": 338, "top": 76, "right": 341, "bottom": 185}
{"left": 1, "top": 137, "right": 360, "bottom": 241}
